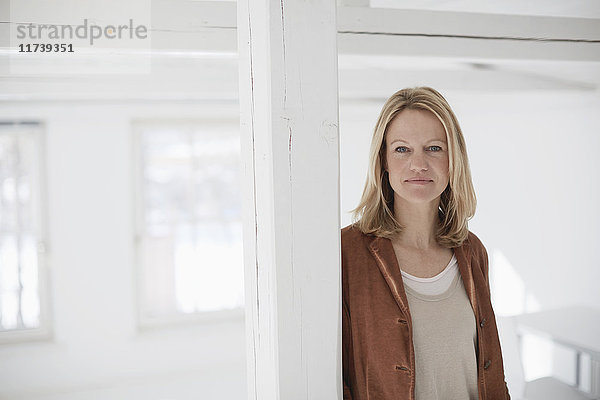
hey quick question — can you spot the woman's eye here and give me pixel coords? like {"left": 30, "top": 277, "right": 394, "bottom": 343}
{"left": 428, "top": 145, "right": 442, "bottom": 152}
{"left": 395, "top": 146, "right": 409, "bottom": 153}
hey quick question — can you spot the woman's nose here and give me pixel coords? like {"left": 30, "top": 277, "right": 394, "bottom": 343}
{"left": 409, "top": 152, "right": 428, "bottom": 171}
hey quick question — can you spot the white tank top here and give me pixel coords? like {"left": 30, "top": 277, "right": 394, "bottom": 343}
{"left": 401, "top": 253, "right": 459, "bottom": 295}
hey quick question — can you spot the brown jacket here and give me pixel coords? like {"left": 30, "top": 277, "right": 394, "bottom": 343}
{"left": 342, "top": 224, "right": 510, "bottom": 400}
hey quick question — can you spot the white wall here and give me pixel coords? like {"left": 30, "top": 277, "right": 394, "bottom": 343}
{"left": 450, "top": 91, "right": 600, "bottom": 310}
{"left": 0, "top": 101, "right": 246, "bottom": 400}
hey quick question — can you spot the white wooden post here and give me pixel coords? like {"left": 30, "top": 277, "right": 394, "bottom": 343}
{"left": 237, "top": 0, "right": 341, "bottom": 399}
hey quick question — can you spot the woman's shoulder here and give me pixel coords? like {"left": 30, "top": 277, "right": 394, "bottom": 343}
{"left": 464, "top": 230, "right": 489, "bottom": 259}
{"left": 466, "top": 230, "right": 485, "bottom": 248}
{"left": 341, "top": 223, "right": 372, "bottom": 251}
{"left": 340, "top": 224, "right": 377, "bottom": 278}
{"left": 341, "top": 223, "right": 370, "bottom": 239}
{"left": 341, "top": 223, "right": 360, "bottom": 236}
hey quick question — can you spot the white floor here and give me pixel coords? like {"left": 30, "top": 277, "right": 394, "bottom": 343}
{"left": 4, "top": 365, "right": 247, "bottom": 400}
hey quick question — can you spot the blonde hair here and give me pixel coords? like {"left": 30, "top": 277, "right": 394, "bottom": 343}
{"left": 351, "top": 87, "right": 476, "bottom": 248}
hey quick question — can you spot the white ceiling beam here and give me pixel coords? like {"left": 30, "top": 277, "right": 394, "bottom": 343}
{"left": 337, "top": 7, "right": 600, "bottom": 61}
{"left": 148, "top": 4, "right": 600, "bottom": 61}
{"left": 150, "top": 0, "right": 236, "bottom": 52}
{"left": 338, "top": 7, "right": 600, "bottom": 41}
{"left": 151, "top": 0, "right": 236, "bottom": 30}
{"left": 150, "top": 28, "right": 237, "bottom": 52}
{"left": 150, "top": 2, "right": 600, "bottom": 42}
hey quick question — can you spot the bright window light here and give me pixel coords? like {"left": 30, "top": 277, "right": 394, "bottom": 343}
{"left": 133, "top": 120, "right": 244, "bottom": 325}
{"left": 0, "top": 121, "right": 46, "bottom": 335}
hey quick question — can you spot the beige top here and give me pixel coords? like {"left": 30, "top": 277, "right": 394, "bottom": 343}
{"left": 404, "top": 267, "right": 479, "bottom": 400}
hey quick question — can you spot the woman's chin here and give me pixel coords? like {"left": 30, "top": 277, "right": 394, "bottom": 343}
{"left": 394, "top": 192, "right": 443, "bottom": 206}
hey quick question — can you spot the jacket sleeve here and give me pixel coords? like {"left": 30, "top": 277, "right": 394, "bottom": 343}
{"left": 342, "top": 296, "right": 354, "bottom": 400}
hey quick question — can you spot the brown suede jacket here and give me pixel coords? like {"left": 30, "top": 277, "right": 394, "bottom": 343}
{"left": 342, "top": 224, "right": 511, "bottom": 400}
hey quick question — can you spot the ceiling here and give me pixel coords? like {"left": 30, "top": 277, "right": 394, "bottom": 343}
{"left": 1, "top": 1, "right": 599, "bottom": 102}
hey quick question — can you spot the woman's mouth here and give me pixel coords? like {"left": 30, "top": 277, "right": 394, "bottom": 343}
{"left": 406, "top": 179, "right": 433, "bottom": 185}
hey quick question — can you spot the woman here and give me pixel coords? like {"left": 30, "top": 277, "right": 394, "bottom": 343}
{"left": 342, "top": 87, "right": 510, "bottom": 400}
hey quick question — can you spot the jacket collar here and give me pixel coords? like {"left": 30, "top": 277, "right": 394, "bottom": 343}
{"left": 367, "top": 235, "right": 477, "bottom": 318}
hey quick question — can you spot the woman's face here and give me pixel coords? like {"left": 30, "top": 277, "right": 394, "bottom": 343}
{"left": 384, "top": 108, "right": 450, "bottom": 207}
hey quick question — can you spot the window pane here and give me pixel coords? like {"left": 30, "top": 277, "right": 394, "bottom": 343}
{"left": 136, "top": 121, "right": 244, "bottom": 322}
{"left": 0, "top": 123, "right": 43, "bottom": 332}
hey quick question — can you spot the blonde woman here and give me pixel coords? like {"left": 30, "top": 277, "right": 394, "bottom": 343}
{"left": 342, "top": 87, "right": 510, "bottom": 400}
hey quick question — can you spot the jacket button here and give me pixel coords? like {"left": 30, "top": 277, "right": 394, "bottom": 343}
{"left": 480, "top": 318, "right": 486, "bottom": 328}
{"left": 395, "top": 365, "right": 409, "bottom": 372}
{"left": 484, "top": 360, "right": 492, "bottom": 370}
{"left": 397, "top": 318, "right": 407, "bottom": 324}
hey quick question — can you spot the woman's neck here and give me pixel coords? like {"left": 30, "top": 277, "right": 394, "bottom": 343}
{"left": 392, "top": 197, "right": 441, "bottom": 250}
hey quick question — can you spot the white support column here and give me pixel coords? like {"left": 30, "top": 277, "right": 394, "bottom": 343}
{"left": 237, "top": 1, "right": 341, "bottom": 399}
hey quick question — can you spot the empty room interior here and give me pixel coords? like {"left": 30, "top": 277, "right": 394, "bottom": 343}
{"left": 0, "top": 0, "right": 599, "bottom": 399}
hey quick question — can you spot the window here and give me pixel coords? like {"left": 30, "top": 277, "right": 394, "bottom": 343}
{"left": 133, "top": 120, "right": 244, "bottom": 326}
{"left": 0, "top": 121, "right": 49, "bottom": 341}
